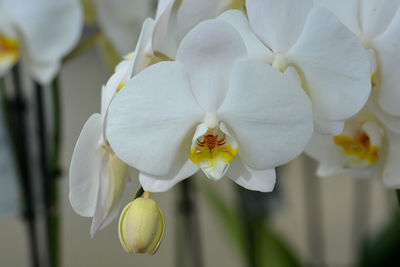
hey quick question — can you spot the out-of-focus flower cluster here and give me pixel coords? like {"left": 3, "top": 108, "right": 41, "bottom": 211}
{"left": 0, "top": 0, "right": 82, "bottom": 84}
{"left": 68, "top": 0, "right": 400, "bottom": 254}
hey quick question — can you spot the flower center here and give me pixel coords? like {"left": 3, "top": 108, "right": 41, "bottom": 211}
{"left": 333, "top": 130, "right": 379, "bottom": 165}
{"left": 189, "top": 127, "right": 238, "bottom": 180}
{"left": 272, "top": 53, "right": 288, "bottom": 72}
{"left": 146, "top": 51, "right": 174, "bottom": 66}
{"left": 0, "top": 33, "right": 19, "bottom": 61}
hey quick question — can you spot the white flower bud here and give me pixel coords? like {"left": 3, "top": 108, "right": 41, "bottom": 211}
{"left": 118, "top": 194, "right": 164, "bottom": 255}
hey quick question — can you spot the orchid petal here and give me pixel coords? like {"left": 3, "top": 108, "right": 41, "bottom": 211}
{"left": 226, "top": 157, "right": 276, "bottom": 192}
{"left": 155, "top": 0, "right": 174, "bottom": 19}
{"left": 176, "top": 0, "right": 227, "bottom": 41}
{"left": 152, "top": 0, "right": 175, "bottom": 53}
{"left": 246, "top": 0, "right": 312, "bottom": 52}
{"left": 69, "top": 114, "right": 103, "bottom": 217}
{"left": 359, "top": 0, "right": 400, "bottom": 38}
{"left": 368, "top": 98, "right": 400, "bottom": 135}
{"left": 218, "top": 10, "right": 273, "bottom": 62}
{"left": 314, "top": 0, "right": 361, "bottom": 35}
{"left": 132, "top": 18, "right": 156, "bottom": 76}
{"left": 20, "top": 57, "right": 59, "bottom": 85}
{"left": 304, "top": 132, "right": 347, "bottom": 177}
{"left": 107, "top": 62, "right": 203, "bottom": 177}
{"left": 139, "top": 160, "right": 199, "bottom": 192}
{"left": 90, "top": 152, "right": 129, "bottom": 237}
{"left": 314, "top": 118, "right": 345, "bottom": 135}
{"left": 176, "top": 19, "right": 246, "bottom": 111}
{"left": 218, "top": 60, "right": 313, "bottom": 170}
{"left": 288, "top": 7, "right": 371, "bottom": 121}
{"left": 375, "top": 9, "right": 400, "bottom": 116}
{"left": 95, "top": 0, "right": 152, "bottom": 55}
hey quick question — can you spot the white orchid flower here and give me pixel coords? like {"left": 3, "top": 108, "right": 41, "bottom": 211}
{"left": 306, "top": 105, "right": 400, "bottom": 188}
{"left": 70, "top": 56, "right": 134, "bottom": 237}
{"left": 93, "top": 0, "right": 152, "bottom": 55}
{"left": 218, "top": 0, "right": 371, "bottom": 135}
{"left": 315, "top": 0, "right": 400, "bottom": 134}
{"left": 133, "top": 0, "right": 245, "bottom": 69}
{"left": 0, "top": 0, "right": 82, "bottom": 84}
{"left": 106, "top": 20, "right": 313, "bottom": 193}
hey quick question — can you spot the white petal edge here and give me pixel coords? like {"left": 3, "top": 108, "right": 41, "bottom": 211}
{"left": 139, "top": 160, "right": 199, "bottom": 192}
{"left": 246, "top": 0, "right": 313, "bottom": 52}
{"left": 226, "top": 157, "right": 276, "bottom": 192}
{"left": 218, "top": 10, "right": 273, "bottom": 62}
{"left": 375, "top": 8, "right": 400, "bottom": 116}
{"left": 69, "top": 114, "right": 103, "bottom": 217}
{"left": 94, "top": 0, "right": 152, "bottom": 55}
{"left": 314, "top": 0, "right": 361, "bottom": 36}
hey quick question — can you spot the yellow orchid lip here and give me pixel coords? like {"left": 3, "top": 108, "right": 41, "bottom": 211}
{"left": 0, "top": 33, "right": 19, "bottom": 61}
{"left": 333, "top": 131, "right": 379, "bottom": 165}
{"left": 189, "top": 130, "right": 238, "bottom": 179}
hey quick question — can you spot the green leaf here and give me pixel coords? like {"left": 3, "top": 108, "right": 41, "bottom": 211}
{"left": 198, "top": 182, "right": 247, "bottom": 253}
{"left": 199, "top": 181, "right": 301, "bottom": 267}
{"left": 255, "top": 223, "right": 301, "bottom": 267}
{"left": 358, "top": 213, "right": 400, "bottom": 267}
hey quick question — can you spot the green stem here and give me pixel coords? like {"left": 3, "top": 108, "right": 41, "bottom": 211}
{"left": 134, "top": 187, "right": 144, "bottom": 199}
{"left": 396, "top": 190, "right": 400, "bottom": 210}
{"left": 49, "top": 77, "right": 62, "bottom": 267}
{"left": 8, "top": 66, "right": 41, "bottom": 267}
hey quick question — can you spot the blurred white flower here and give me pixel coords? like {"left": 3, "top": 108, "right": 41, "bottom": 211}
{"left": 0, "top": 0, "right": 83, "bottom": 84}
{"left": 306, "top": 106, "right": 400, "bottom": 188}
{"left": 219, "top": 0, "right": 371, "bottom": 135}
{"left": 69, "top": 55, "right": 134, "bottom": 237}
{"left": 129, "top": 0, "right": 245, "bottom": 75}
{"left": 106, "top": 20, "right": 313, "bottom": 193}
{"left": 316, "top": 0, "right": 400, "bottom": 134}
{"left": 93, "top": 0, "right": 153, "bottom": 55}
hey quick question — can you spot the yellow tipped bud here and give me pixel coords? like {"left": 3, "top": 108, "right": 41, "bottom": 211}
{"left": 118, "top": 195, "right": 164, "bottom": 255}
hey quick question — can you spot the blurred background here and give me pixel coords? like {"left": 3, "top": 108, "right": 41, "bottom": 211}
{"left": 1, "top": 1, "right": 400, "bottom": 266}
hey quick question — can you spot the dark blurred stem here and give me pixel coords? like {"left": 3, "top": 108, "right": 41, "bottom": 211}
{"left": 35, "top": 77, "right": 62, "bottom": 267}
{"left": 396, "top": 190, "right": 400, "bottom": 211}
{"left": 49, "top": 77, "right": 62, "bottom": 267}
{"left": 176, "top": 179, "right": 203, "bottom": 267}
{"left": 303, "top": 155, "right": 325, "bottom": 266}
{"left": 35, "top": 82, "right": 52, "bottom": 267}
{"left": 10, "top": 66, "right": 40, "bottom": 267}
{"left": 238, "top": 187, "right": 257, "bottom": 267}
{"left": 353, "top": 179, "right": 371, "bottom": 255}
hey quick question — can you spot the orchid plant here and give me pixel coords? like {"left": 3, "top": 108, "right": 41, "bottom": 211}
{"left": 67, "top": 0, "right": 400, "bottom": 263}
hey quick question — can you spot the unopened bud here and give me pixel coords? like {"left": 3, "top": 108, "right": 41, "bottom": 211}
{"left": 118, "top": 194, "right": 164, "bottom": 255}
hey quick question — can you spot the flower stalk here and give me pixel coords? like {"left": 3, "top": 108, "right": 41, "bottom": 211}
{"left": 10, "top": 66, "right": 40, "bottom": 267}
